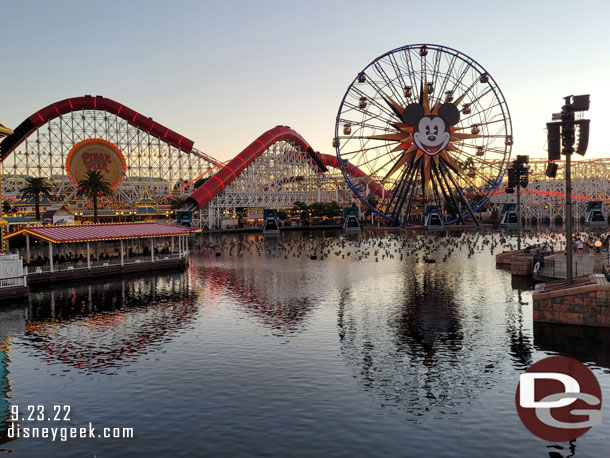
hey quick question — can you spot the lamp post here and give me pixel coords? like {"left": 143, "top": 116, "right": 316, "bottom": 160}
{"left": 517, "top": 174, "right": 522, "bottom": 250}
{"left": 505, "top": 156, "right": 529, "bottom": 250}
{"left": 547, "top": 95, "right": 590, "bottom": 284}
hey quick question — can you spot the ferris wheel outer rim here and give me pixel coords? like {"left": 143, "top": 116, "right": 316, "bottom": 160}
{"left": 334, "top": 43, "right": 513, "bottom": 225}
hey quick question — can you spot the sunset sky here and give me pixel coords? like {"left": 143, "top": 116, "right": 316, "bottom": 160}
{"left": 1, "top": 0, "right": 608, "bottom": 162}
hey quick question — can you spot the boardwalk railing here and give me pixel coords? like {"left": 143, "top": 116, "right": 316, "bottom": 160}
{"left": 0, "top": 275, "right": 27, "bottom": 288}
{"left": 537, "top": 251, "right": 605, "bottom": 279}
{"left": 25, "top": 252, "right": 185, "bottom": 275}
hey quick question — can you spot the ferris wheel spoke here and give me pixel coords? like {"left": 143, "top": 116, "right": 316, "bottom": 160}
{"left": 387, "top": 52, "right": 413, "bottom": 105}
{"left": 420, "top": 48, "right": 427, "bottom": 90}
{"left": 435, "top": 53, "right": 459, "bottom": 105}
{"left": 442, "top": 164, "right": 480, "bottom": 226}
{"left": 345, "top": 100, "right": 397, "bottom": 125}
{"left": 340, "top": 141, "right": 400, "bottom": 160}
{"left": 459, "top": 101, "right": 502, "bottom": 124}
{"left": 372, "top": 61, "right": 404, "bottom": 106}
{"left": 429, "top": 165, "right": 450, "bottom": 214}
{"left": 349, "top": 148, "right": 401, "bottom": 176}
{"left": 448, "top": 61, "right": 473, "bottom": 99}
{"left": 367, "top": 149, "right": 409, "bottom": 179}
{"left": 358, "top": 82, "right": 402, "bottom": 124}
{"left": 403, "top": 164, "right": 422, "bottom": 222}
{"left": 404, "top": 167, "right": 422, "bottom": 224}
{"left": 447, "top": 148, "right": 503, "bottom": 179}
{"left": 458, "top": 144, "right": 507, "bottom": 156}
{"left": 467, "top": 86, "right": 494, "bottom": 108}
{"left": 454, "top": 118, "right": 504, "bottom": 131}
{"left": 341, "top": 101, "right": 397, "bottom": 127}
{"left": 386, "top": 162, "right": 415, "bottom": 218}
{"left": 428, "top": 49, "right": 444, "bottom": 107}
{"left": 401, "top": 49, "right": 421, "bottom": 104}
{"left": 338, "top": 117, "right": 395, "bottom": 133}
{"left": 436, "top": 162, "right": 466, "bottom": 224}
{"left": 393, "top": 165, "right": 418, "bottom": 222}
{"left": 377, "top": 161, "right": 410, "bottom": 211}
{"left": 349, "top": 85, "right": 400, "bottom": 121}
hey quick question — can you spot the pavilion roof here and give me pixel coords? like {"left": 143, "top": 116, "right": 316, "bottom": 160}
{"left": 5, "top": 222, "right": 199, "bottom": 244}
{"left": 135, "top": 206, "right": 164, "bottom": 215}
{"left": 0, "top": 122, "right": 13, "bottom": 137}
{"left": 4, "top": 216, "right": 40, "bottom": 224}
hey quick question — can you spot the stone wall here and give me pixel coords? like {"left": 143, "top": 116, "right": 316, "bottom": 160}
{"left": 495, "top": 248, "right": 539, "bottom": 277}
{"left": 495, "top": 249, "right": 524, "bottom": 266}
{"left": 533, "top": 282, "right": 610, "bottom": 327}
{"left": 510, "top": 255, "right": 534, "bottom": 277}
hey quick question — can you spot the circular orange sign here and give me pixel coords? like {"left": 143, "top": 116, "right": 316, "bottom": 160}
{"left": 66, "top": 139, "right": 126, "bottom": 190}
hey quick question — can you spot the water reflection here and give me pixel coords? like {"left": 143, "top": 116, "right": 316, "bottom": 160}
{"left": 20, "top": 272, "right": 200, "bottom": 374}
{"left": 534, "top": 322, "right": 610, "bottom": 370}
{"left": 392, "top": 271, "right": 463, "bottom": 367}
{"left": 338, "top": 268, "right": 508, "bottom": 416}
{"left": 0, "top": 308, "right": 25, "bottom": 447}
{"left": 193, "top": 260, "right": 317, "bottom": 336}
{"left": 506, "top": 289, "right": 534, "bottom": 370}
{"left": 0, "top": 340, "right": 11, "bottom": 448}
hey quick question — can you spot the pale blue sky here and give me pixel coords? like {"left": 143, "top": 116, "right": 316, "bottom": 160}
{"left": 1, "top": 0, "right": 609, "bottom": 162}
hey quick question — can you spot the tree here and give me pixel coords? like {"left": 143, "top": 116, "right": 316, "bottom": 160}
{"left": 77, "top": 170, "right": 112, "bottom": 223}
{"left": 324, "top": 201, "right": 342, "bottom": 219}
{"left": 292, "top": 201, "right": 309, "bottom": 220}
{"left": 2, "top": 200, "right": 16, "bottom": 216}
{"left": 20, "top": 177, "right": 54, "bottom": 221}
{"left": 308, "top": 202, "right": 326, "bottom": 218}
{"left": 277, "top": 209, "right": 288, "bottom": 220}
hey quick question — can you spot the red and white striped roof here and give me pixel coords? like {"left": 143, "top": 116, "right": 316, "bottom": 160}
{"left": 6, "top": 222, "right": 198, "bottom": 243}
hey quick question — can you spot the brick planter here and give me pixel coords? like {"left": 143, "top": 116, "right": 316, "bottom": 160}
{"left": 533, "top": 276, "right": 610, "bottom": 327}
{"left": 510, "top": 254, "right": 534, "bottom": 277}
{"left": 495, "top": 249, "right": 524, "bottom": 266}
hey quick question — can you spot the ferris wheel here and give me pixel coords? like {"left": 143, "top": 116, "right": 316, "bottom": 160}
{"left": 335, "top": 44, "right": 512, "bottom": 225}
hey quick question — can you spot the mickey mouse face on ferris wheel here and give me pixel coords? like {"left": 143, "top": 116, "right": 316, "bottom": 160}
{"left": 401, "top": 103, "right": 460, "bottom": 156}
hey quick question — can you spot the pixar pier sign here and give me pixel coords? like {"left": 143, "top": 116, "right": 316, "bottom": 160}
{"left": 81, "top": 151, "right": 114, "bottom": 174}
{"left": 66, "top": 138, "right": 127, "bottom": 190}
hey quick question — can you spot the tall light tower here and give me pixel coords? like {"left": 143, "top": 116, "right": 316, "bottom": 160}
{"left": 547, "top": 95, "right": 590, "bottom": 284}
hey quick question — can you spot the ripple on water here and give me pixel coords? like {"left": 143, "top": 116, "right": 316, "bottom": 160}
{"left": 2, "top": 230, "right": 609, "bottom": 457}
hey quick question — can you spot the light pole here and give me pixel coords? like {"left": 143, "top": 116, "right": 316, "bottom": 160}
{"left": 517, "top": 175, "right": 522, "bottom": 250}
{"left": 547, "top": 95, "right": 590, "bottom": 284}
{"left": 564, "top": 114, "right": 574, "bottom": 284}
{"left": 505, "top": 156, "right": 529, "bottom": 250}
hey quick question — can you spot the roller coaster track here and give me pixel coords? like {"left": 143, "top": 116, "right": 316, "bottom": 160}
{"left": 186, "top": 126, "right": 386, "bottom": 209}
{"left": 1, "top": 96, "right": 386, "bottom": 209}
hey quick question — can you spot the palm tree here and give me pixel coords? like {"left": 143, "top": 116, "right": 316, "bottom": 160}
{"left": 77, "top": 170, "right": 112, "bottom": 223}
{"left": 20, "top": 177, "right": 54, "bottom": 221}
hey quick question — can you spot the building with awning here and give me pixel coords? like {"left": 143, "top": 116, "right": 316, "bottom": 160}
{"left": 41, "top": 204, "right": 74, "bottom": 225}
{"left": 3, "top": 216, "right": 40, "bottom": 234}
{"left": 1, "top": 123, "right": 16, "bottom": 252}
{"left": 4, "top": 222, "right": 199, "bottom": 283}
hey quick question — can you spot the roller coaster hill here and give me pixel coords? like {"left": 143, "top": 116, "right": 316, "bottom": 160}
{"left": 0, "top": 95, "right": 379, "bottom": 229}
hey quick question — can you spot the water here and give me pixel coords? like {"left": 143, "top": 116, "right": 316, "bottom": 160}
{"left": 1, "top": 230, "right": 609, "bottom": 457}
